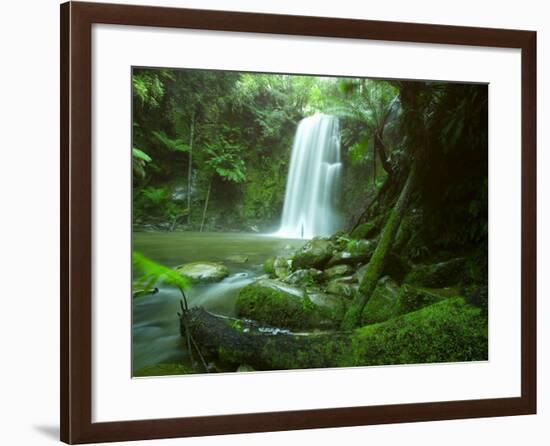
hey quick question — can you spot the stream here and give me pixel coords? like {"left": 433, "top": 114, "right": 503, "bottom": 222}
{"left": 132, "top": 231, "right": 305, "bottom": 373}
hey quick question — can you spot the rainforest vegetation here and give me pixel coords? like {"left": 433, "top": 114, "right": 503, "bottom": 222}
{"left": 132, "top": 67, "right": 488, "bottom": 376}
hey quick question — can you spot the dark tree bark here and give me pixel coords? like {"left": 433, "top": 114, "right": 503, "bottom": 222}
{"left": 199, "top": 179, "right": 212, "bottom": 232}
{"left": 187, "top": 112, "right": 195, "bottom": 224}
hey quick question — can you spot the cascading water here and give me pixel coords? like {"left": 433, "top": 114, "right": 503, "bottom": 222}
{"left": 276, "top": 114, "right": 342, "bottom": 239}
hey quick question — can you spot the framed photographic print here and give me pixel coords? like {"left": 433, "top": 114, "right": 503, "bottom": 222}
{"left": 60, "top": 1, "right": 537, "bottom": 443}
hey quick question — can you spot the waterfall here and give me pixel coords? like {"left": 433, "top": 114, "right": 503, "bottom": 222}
{"left": 276, "top": 114, "right": 342, "bottom": 239}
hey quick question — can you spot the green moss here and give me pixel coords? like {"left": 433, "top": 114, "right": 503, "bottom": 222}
{"left": 350, "top": 219, "right": 380, "bottom": 240}
{"left": 134, "top": 363, "right": 191, "bottom": 377}
{"left": 292, "top": 238, "right": 334, "bottom": 269}
{"left": 263, "top": 257, "right": 276, "bottom": 275}
{"left": 346, "top": 298, "right": 488, "bottom": 366}
{"left": 361, "top": 283, "right": 399, "bottom": 325}
{"left": 396, "top": 284, "right": 457, "bottom": 314}
{"left": 403, "top": 258, "right": 466, "bottom": 288}
{"left": 236, "top": 280, "right": 339, "bottom": 329}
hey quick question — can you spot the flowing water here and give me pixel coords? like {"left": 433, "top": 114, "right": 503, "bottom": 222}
{"left": 133, "top": 115, "right": 344, "bottom": 373}
{"left": 276, "top": 113, "right": 342, "bottom": 239}
{"left": 132, "top": 231, "right": 304, "bottom": 373}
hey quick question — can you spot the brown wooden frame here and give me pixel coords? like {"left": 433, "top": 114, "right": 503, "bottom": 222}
{"left": 60, "top": 1, "right": 537, "bottom": 443}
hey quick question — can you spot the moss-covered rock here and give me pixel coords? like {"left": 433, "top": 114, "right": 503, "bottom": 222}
{"left": 404, "top": 257, "right": 467, "bottom": 287}
{"left": 326, "top": 277, "right": 358, "bottom": 298}
{"left": 350, "top": 218, "right": 381, "bottom": 239}
{"left": 175, "top": 262, "right": 229, "bottom": 283}
{"left": 285, "top": 268, "right": 322, "bottom": 286}
{"left": 263, "top": 256, "right": 290, "bottom": 279}
{"left": 327, "top": 239, "right": 376, "bottom": 267}
{"left": 292, "top": 238, "right": 334, "bottom": 270}
{"left": 396, "top": 284, "right": 459, "bottom": 314}
{"left": 226, "top": 254, "right": 249, "bottom": 264}
{"left": 263, "top": 257, "right": 276, "bottom": 275}
{"left": 236, "top": 279, "right": 339, "bottom": 329}
{"left": 324, "top": 264, "right": 354, "bottom": 280}
{"left": 346, "top": 297, "right": 488, "bottom": 366}
{"left": 360, "top": 277, "right": 400, "bottom": 325}
{"left": 273, "top": 256, "right": 290, "bottom": 279}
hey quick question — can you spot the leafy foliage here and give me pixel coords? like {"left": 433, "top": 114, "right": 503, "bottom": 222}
{"left": 132, "top": 251, "right": 190, "bottom": 295}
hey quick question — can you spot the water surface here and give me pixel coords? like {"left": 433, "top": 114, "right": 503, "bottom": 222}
{"left": 132, "top": 231, "right": 304, "bottom": 373}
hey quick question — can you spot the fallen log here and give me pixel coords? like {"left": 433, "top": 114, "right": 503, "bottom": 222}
{"left": 180, "top": 297, "right": 488, "bottom": 372}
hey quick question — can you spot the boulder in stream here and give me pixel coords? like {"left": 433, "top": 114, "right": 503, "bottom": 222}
{"left": 175, "top": 261, "right": 229, "bottom": 283}
{"left": 226, "top": 254, "right": 249, "bottom": 264}
{"left": 292, "top": 237, "right": 334, "bottom": 270}
{"left": 236, "top": 278, "right": 341, "bottom": 329}
{"left": 326, "top": 239, "right": 375, "bottom": 267}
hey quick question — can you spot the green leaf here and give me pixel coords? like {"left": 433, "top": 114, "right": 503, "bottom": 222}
{"left": 152, "top": 130, "right": 189, "bottom": 153}
{"left": 132, "top": 252, "right": 190, "bottom": 296}
{"left": 132, "top": 147, "right": 152, "bottom": 162}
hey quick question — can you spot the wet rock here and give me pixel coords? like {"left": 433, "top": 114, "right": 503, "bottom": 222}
{"left": 285, "top": 268, "right": 322, "bottom": 286}
{"left": 292, "top": 237, "right": 334, "bottom": 270}
{"left": 263, "top": 257, "right": 276, "bottom": 275}
{"left": 273, "top": 256, "right": 290, "bottom": 279}
{"left": 323, "top": 264, "right": 354, "bottom": 280}
{"left": 327, "top": 239, "right": 375, "bottom": 267}
{"left": 361, "top": 277, "right": 400, "bottom": 325}
{"left": 236, "top": 279, "right": 339, "bottom": 329}
{"left": 307, "top": 291, "right": 345, "bottom": 310}
{"left": 326, "top": 277, "right": 358, "bottom": 298}
{"left": 175, "top": 262, "right": 229, "bottom": 283}
{"left": 132, "top": 287, "right": 159, "bottom": 299}
{"left": 226, "top": 254, "right": 249, "bottom": 264}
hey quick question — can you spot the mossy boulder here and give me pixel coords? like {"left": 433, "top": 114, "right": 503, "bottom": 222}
{"left": 323, "top": 264, "right": 354, "bottom": 279}
{"left": 344, "top": 297, "right": 488, "bottom": 366}
{"left": 292, "top": 238, "right": 334, "bottom": 270}
{"left": 396, "top": 284, "right": 459, "bottom": 314}
{"left": 326, "top": 277, "right": 358, "bottom": 298}
{"left": 236, "top": 279, "right": 339, "bottom": 329}
{"left": 273, "top": 257, "right": 290, "bottom": 279}
{"left": 175, "top": 262, "right": 229, "bottom": 283}
{"left": 285, "top": 268, "right": 322, "bottom": 286}
{"left": 263, "top": 257, "right": 276, "bottom": 275}
{"left": 350, "top": 218, "right": 381, "bottom": 239}
{"left": 327, "top": 239, "right": 375, "bottom": 267}
{"left": 226, "top": 254, "right": 249, "bottom": 264}
{"left": 361, "top": 277, "right": 400, "bottom": 325}
{"left": 404, "top": 257, "right": 467, "bottom": 287}
{"left": 263, "top": 256, "right": 290, "bottom": 279}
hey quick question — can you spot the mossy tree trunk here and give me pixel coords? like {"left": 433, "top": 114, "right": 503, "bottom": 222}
{"left": 182, "top": 299, "right": 487, "bottom": 371}
{"left": 187, "top": 112, "right": 195, "bottom": 224}
{"left": 342, "top": 163, "right": 417, "bottom": 329}
{"left": 199, "top": 179, "right": 212, "bottom": 232}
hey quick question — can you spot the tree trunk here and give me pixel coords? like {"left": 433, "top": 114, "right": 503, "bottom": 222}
{"left": 181, "top": 301, "right": 487, "bottom": 371}
{"left": 342, "top": 163, "right": 417, "bottom": 329}
{"left": 199, "top": 179, "right": 212, "bottom": 232}
{"left": 187, "top": 113, "right": 195, "bottom": 224}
